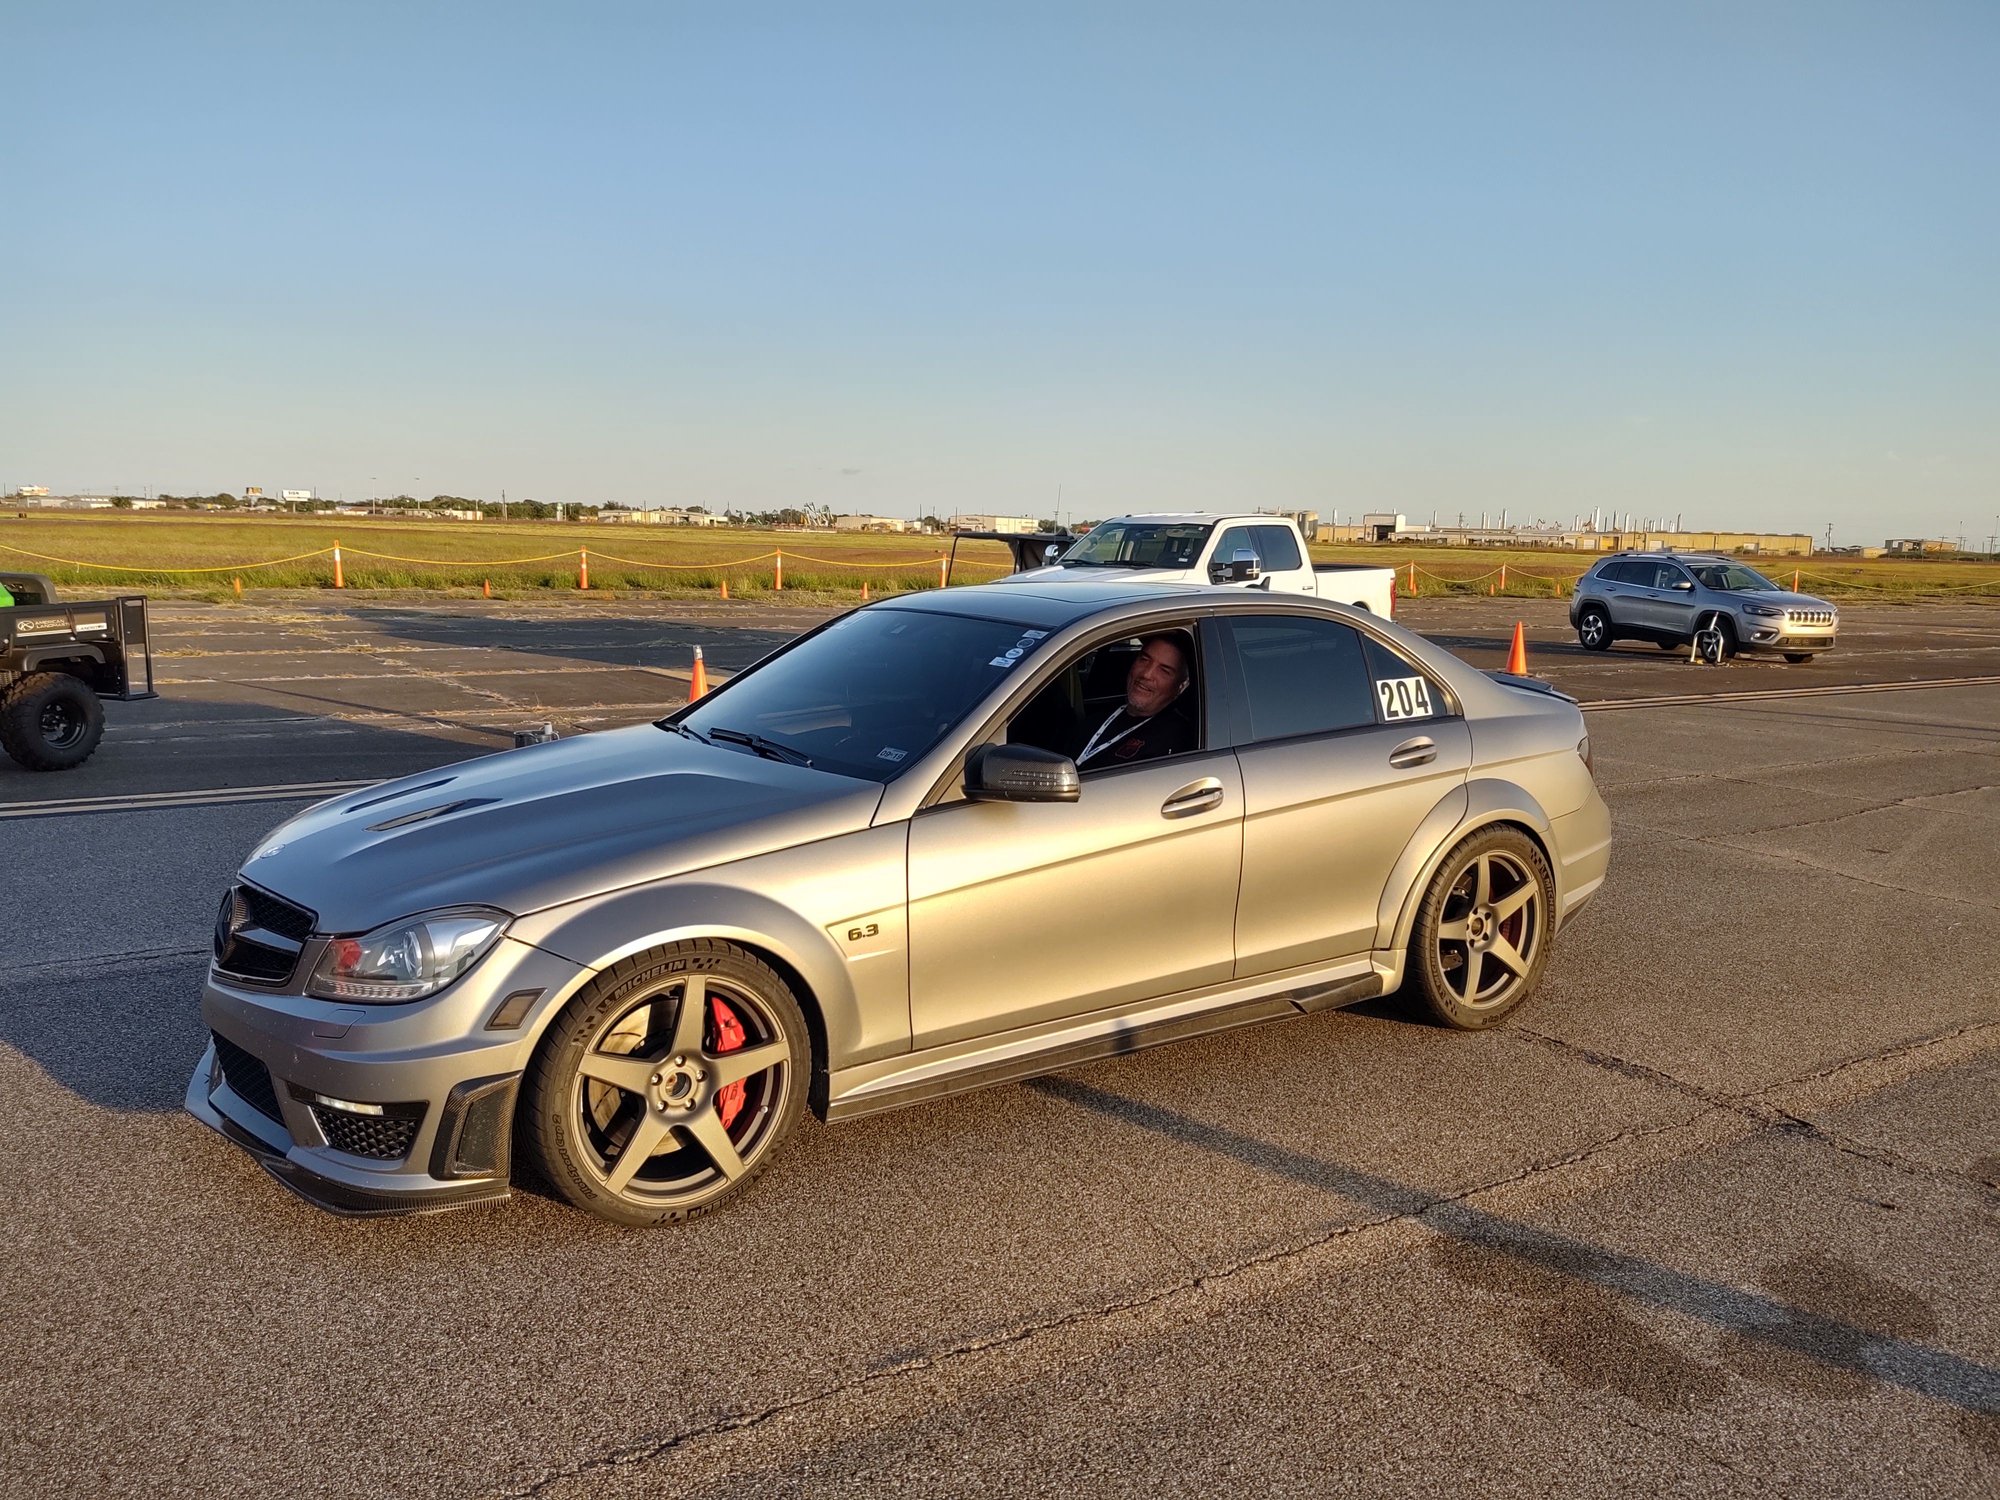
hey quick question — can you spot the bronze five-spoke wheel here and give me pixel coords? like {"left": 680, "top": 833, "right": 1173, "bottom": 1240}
{"left": 526, "top": 941, "right": 808, "bottom": 1224}
{"left": 1406, "top": 825, "right": 1555, "bottom": 1028}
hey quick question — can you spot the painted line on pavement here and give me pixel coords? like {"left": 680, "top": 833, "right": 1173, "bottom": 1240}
{"left": 0, "top": 781, "right": 371, "bottom": 821}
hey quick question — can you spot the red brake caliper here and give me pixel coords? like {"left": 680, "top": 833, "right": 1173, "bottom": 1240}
{"left": 709, "top": 998, "right": 748, "bottom": 1129}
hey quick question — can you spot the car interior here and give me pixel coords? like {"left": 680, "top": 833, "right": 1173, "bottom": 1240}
{"left": 1005, "top": 628, "right": 1201, "bottom": 763}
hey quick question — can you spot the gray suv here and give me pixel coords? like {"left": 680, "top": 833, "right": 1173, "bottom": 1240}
{"left": 1569, "top": 553, "right": 1837, "bottom": 662}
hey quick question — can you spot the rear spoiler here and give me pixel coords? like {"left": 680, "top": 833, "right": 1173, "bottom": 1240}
{"left": 1485, "top": 670, "right": 1576, "bottom": 705}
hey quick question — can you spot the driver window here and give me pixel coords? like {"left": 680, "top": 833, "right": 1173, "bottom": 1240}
{"left": 1005, "top": 627, "right": 1202, "bottom": 772}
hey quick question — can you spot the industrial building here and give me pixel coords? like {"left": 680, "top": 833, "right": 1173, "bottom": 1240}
{"left": 1344, "top": 512, "right": 1810, "bottom": 555}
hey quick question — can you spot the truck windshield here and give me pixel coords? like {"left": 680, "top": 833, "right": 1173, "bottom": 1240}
{"left": 1690, "top": 563, "right": 1778, "bottom": 592}
{"left": 1058, "top": 522, "right": 1213, "bottom": 569}
{"left": 667, "top": 607, "right": 1053, "bottom": 782}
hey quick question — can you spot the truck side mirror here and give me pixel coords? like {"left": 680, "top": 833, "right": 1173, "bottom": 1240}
{"left": 1211, "top": 548, "right": 1261, "bottom": 584}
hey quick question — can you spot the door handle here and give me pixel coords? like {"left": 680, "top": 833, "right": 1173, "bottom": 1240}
{"left": 1161, "top": 778, "right": 1225, "bottom": 818}
{"left": 1388, "top": 737, "right": 1436, "bottom": 769}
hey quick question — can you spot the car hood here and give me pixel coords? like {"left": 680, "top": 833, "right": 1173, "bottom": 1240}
{"left": 1739, "top": 590, "right": 1836, "bottom": 611}
{"left": 239, "top": 725, "right": 884, "bottom": 933}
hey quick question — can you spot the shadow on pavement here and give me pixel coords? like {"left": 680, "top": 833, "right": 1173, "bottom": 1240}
{"left": 1030, "top": 1075, "right": 2000, "bottom": 1420}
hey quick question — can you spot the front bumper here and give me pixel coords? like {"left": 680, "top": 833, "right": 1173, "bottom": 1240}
{"left": 1738, "top": 616, "right": 1837, "bottom": 653}
{"left": 183, "top": 935, "right": 591, "bottom": 1217}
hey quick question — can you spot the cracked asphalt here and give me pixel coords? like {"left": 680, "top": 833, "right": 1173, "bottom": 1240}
{"left": 1, "top": 597, "right": 1996, "bottom": 1498}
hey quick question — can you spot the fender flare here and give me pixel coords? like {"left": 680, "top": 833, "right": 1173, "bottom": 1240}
{"left": 20, "top": 644, "right": 106, "bottom": 675}
{"left": 1373, "top": 777, "right": 1560, "bottom": 960}
{"left": 509, "top": 883, "right": 871, "bottom": 1078}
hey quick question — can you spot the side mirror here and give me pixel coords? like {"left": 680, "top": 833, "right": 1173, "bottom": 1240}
{"left": 1211, "top": 548, "right": 1261, "bottom": 584}
{"left": 965, "top": 743, "right": 1080, "bottom": 804}
{"left": 1672, "top": 579, "right": 1694, "bottom": 592}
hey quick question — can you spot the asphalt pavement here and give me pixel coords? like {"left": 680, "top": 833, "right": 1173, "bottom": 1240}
{"left": 1, "top": 594, "right": 1996, "bottom": 1498}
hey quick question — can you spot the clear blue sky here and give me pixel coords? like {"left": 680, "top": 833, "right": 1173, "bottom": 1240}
{"left": 6, "top": 1, "right": 1996, "bottom": 543}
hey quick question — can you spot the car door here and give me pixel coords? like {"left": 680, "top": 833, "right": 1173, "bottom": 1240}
{"left": 1594, "top": 560, "right": 1646, "bottom": 630}
{"left": 1647, "top": 561, "right": 1698, "bottom": 637}
{"left": 1250, "top": 523, "right": 1314, "bottom": 594}
{"left": 1218, "top": 612, "right": 1472, "bottom": 974}
{"left": 905, "top": 620, "right": 1244, "bottom": 1050}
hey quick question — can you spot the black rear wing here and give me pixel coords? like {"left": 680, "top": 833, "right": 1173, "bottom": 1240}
{"left": 944, "top": 530, "right": 1074, "bottom": 584}
{"left": 0, "top": 594, "right": 158, "bottom": 699}
{"left": 1484, "top": 670, "right": 1575, "bottom": 705}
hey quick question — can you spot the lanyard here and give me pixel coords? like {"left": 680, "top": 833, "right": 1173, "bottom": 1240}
{"left": 1078, "top": 706, "right": 1156, "bottom": 766}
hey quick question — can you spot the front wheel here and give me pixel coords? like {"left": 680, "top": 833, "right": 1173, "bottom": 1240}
{"left": 524, "top": 940, "right": 809, "bottom": 1226}
{"left": 1784, "top": 652, "right": 1815, "bottom": 664}
{"left": 0, "top": 672, "right": 105, "bottom": 771}
{"left": 1576, "top": 606, "right": 1611, "bottom": 651}
{"left": 1404, "top": 826, "right": 1555, "bottom": 1029}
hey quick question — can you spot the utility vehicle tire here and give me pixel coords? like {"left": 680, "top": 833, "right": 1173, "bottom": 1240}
{"left": 1404, "top": 825, "right": 1556, "bottom": 1030}
{"left": 0, "top": 672, "right": 104, "bottom": 771}
{"left": 524, "top": 939, "right": 809, "bottom": 1226}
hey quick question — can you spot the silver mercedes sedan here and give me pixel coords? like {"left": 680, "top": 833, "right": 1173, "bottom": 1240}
{"left": 187, "top": 582, "right": 1612, "bottom": 1225}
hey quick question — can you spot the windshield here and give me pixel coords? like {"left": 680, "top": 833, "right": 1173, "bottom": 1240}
{"left": 670, "top": 608, "right": 1053, "bottom": 782}
{"left": 1690, "top": 563, "right": 1778, "bottom": 592}
{"left": 1058, "top": 521, "right": 1213, "bottom": 569}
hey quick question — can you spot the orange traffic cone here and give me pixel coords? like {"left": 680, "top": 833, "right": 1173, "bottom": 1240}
{"left": 861, "top": 581, "right": 870, "bottom": 601}
{"left": 233, "top": 576, "right": 242, "bottom": 599}
{"left": 719, "top": 577, "right": 730, "bottom": 600}
{"left": 482, "top": 577, "right": 491, "bottom": 598}
{"left": 578, "top": 549, "right": 590, "bottom": 590}
{"left": 689, "top": 645, "right": 708, "bottom": 701}
{"left": 1506, "top": 621, "right": 1528, "bottom": 675}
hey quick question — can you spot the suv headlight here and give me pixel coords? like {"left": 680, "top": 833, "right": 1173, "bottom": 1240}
{"left": 1743, "top": 603, "right": 1782, "bottom": 617}
{"left": 306, "top": 908, "right": 509, "bottom": 1003}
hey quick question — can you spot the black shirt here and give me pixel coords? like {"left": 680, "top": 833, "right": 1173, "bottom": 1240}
{"left": 1074, "top": 704, "right": 1196, "bottom": 767}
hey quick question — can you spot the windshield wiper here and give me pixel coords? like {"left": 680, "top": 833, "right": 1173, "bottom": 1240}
{"left": 708, "top": 727, "right": 814, "bottom": 767}
{"left": 657, "top": 720, "right": 711, "bottom": 744}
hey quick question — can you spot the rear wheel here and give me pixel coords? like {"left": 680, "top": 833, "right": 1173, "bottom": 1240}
{"left": 1404, "top": 826, "right": 1555, "bottom": 1029}
{"left": 1576, "top": 606, "right": 1611, "bottom": 652}
{"left": 524, "top": 940, "right": 808, "bottom": 1225}
{"left": 0, "top": 672, "right": 105, "bottom": 771}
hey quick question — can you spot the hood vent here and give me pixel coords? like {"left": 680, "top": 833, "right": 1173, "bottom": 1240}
{"left": 367, "top": 797, "right": 499, "bottom": 832}
{"left": 348, "top": 776, "right": 458, "bottom": 814}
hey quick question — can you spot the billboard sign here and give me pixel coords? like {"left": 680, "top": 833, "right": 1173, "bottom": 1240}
{"left": 282, "top": 490, "right": 312, "bottom": 503}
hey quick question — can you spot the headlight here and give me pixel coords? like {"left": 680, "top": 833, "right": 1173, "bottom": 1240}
{"left": 306, "top": 908, "right": 509, "bottom": 1003}
{"left": 1744, "top": 603, "right": 1782, "bottom": 617}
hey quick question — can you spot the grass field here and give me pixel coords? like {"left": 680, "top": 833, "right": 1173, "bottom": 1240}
{"left": 2, "top": 512, "right": 1996, "bottom": 603}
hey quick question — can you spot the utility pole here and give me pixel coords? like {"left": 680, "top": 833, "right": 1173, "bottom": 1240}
{"left": 370, "top": 476, "right": 377, "bottom": 516}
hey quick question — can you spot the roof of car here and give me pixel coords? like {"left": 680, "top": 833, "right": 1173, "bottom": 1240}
{"left": 877, "top": 579, "right": 1210, "bottom": 630}
{"left": 1599, "top": 551, "right": 1731, "bottom": 565}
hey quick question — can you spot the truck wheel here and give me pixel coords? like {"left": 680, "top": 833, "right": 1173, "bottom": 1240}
{"left": 0, "top": 672, "right": 105, "bottom": 772}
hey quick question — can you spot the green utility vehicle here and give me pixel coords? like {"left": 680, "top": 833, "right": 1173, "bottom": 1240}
{"left": 0, "top": 572, "right": 157, "bottom": 771}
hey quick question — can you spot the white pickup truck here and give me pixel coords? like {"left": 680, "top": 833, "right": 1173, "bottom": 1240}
{"left": 1000, "top": 513, "right": 1398, "bottom": 616}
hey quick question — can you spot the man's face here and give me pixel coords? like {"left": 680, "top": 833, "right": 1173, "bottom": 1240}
{"left": 1126, "top": 638, "right": 1188, "bottom": 718}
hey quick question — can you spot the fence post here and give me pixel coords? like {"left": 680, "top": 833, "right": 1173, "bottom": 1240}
{"left": 333, "top": 543, "right": 344, "bottom": 589}
{"left": 579, "top": 548, "right": 589, "bottom": 590}
{"left": 939, "top": 554, "right": 948, "bottom": 588}
{"left": 774, "top": 551, "right": 783, "bottom": 591}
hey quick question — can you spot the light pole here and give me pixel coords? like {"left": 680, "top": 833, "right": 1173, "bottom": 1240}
{"left": 370, "top": 477, "right": 377, "bottom": 516}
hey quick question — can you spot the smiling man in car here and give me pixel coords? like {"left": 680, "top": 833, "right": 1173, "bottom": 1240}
{"left": 1075, "top": 632, "right": 1196, "bottom": 767}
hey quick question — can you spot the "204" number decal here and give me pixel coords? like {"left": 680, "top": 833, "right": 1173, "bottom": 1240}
{"left": 1376, "top": 675, "right": 1435, "bottom": 722}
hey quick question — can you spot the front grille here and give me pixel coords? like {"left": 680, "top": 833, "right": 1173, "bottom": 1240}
{"left": 212, "top": 1032, "right": 284, "bottom": 1124}
{"left": 214, "top": 882, "right": 317, "bottom": 985}
{"left": 1785, "top": 609, "right": 1834, "bottom": 626}
{"left": 312, "top": 1106, "right": 420, "bottom": 1161}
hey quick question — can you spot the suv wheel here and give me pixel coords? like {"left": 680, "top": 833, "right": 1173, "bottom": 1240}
{"left": 1404, "top": 826, "right": 1555, "bottom": 1029}
{"left": 1576, "top": 605, "right": 1611, "bottom": 651}
{"left": 524, "top": 940, "right": 809, "bottom": 1226}
{"left": 0, "top": 671, "right": 106, "bottom": 771}
{"left": 1784, "top": 652, "right": 1814, "bottom": 664}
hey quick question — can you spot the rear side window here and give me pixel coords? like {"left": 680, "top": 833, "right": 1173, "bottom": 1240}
{"left": 1251, "top": 525, "right": 1303, "bottom": 571}
{"left": 1223, "top": 617, "right": 1376, "bottom": 740}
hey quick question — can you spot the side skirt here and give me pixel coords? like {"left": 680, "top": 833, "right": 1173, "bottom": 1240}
{"left": 823, "top": 968, "right": 1384, "bottom": 1123}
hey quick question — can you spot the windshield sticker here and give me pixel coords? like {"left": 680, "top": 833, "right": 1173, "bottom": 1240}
{"left": 988, "top": 656, "right": 1016, "bottom": 668}
{"left": 1376, "top": 675, "right": 1436, "bottom": 722}
{"left": 877, "top": 747, "right": 907, "bottom": 763}
{"left": 989, "top": 630, "right": 1048, "bottom": 670}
